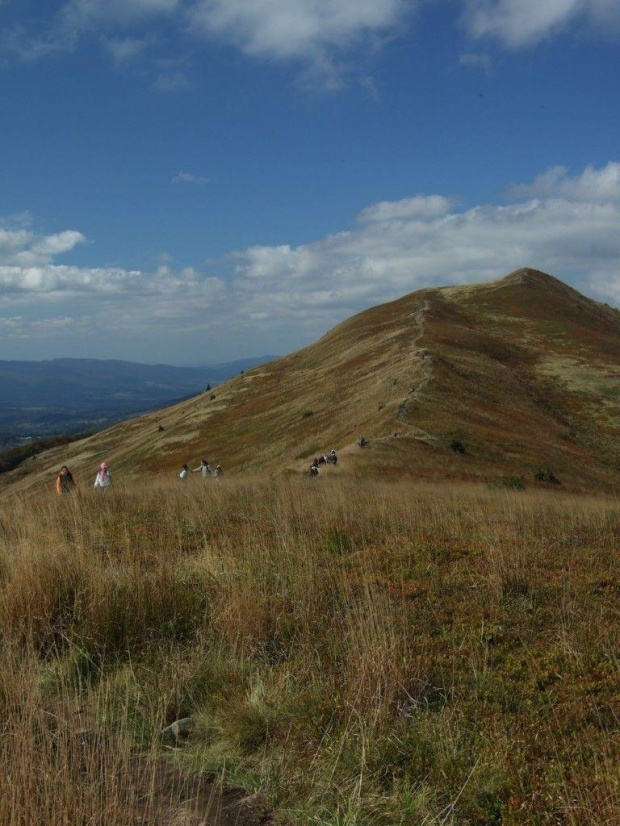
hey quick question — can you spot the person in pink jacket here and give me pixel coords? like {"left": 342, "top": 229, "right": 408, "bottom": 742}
{"left": 94, "top": 462, "right": 112, "bottom": 491}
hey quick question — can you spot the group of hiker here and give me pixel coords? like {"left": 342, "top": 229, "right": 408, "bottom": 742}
{"left": 179, "top": 460, "right": 223, "bottom": 481}
{"left": 309, "top": 449, "right": 338, "bottom": 477}
{"left": 54, "top": 458, "right": 223, "bottom": 494}
{"left": 55, "top": 441, "right": 349, "bottom": 493}
{"left": 55, "top": 461, "right": 113, "bottom": 494}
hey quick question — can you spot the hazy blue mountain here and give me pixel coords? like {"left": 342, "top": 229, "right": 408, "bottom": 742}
{"left": 0, "top": 356, "right": 276, "bottom": 447}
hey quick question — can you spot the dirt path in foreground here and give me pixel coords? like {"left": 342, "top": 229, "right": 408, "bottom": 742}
{"left": 132, "top": 757, "right": 273, "bottom": 826}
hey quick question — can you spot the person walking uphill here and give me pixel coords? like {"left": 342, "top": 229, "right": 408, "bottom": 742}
{"left": 94, "top": 462, "right": 112, "bottom": 492}
{"left": 55, "top": 465, "right": 76, "bottom": 494}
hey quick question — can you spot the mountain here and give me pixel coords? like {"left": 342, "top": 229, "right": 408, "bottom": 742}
{"left": 4, "top": 269, "right": 620, "bottom": 493}
{"left": 0, "top": 356, "right": 275, "bottom": 447}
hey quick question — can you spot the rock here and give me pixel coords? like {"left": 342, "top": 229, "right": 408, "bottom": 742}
{"left": 162, "top": 717, "right": 194, "bottom": 746}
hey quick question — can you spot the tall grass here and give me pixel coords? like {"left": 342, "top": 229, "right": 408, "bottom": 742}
{"left": 0, "top": 479, "right": 618, "bottom": 824}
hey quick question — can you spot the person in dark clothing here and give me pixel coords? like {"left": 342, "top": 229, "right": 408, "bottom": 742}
{"left": 55, "top": 465, "right": 76, "bottom": 494}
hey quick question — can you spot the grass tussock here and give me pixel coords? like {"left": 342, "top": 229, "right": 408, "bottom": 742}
{"left": 1, "top": 479, "right": 619, "bottom": 824}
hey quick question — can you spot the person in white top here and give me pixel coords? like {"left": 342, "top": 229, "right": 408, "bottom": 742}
{"left": 94, "top": 462, "right": 112, "bottom": 491}
{"left": 193, "top": 459, "right": 211, "bottom": 478}
{"left": 179, "top": 464, "right": 189, "bottom": 481}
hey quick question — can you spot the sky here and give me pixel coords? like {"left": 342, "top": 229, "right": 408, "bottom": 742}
{"left": 0, "top": 0, "right": 619, "bottom": 364}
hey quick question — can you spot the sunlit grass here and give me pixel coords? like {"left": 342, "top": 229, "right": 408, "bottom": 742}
{"left": 1, "top": 478, "right": 618, "bottom": 824}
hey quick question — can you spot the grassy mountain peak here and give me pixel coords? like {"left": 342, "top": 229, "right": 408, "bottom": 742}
{"left": 4, "top": 268, "right": 620, "bottom": 493}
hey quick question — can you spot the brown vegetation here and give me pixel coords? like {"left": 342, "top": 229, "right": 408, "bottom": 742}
{"left": 1, "top": 478, "right": 618, "bottom": 824}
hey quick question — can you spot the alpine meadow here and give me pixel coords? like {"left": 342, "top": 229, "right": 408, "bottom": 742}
{"left": 1, "top": 270, "right": 619, "bottom": 825}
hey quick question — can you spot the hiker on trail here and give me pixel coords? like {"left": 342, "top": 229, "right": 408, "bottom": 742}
{"left": 330, "top": 449, "right": 338, "bottom": 465}
{"left": 55, "top": 465, "right": 76, "bottom": 495}
{"left": 179, "top": 464, "right": 189, "bottom": 481}
{"left": 94, "top": 462, "right": 112, "bottom": 491}
{"left": 310, "top": 465, "right": 320, "bottom": 477}
{"left": 214, "top": 465, "right": 224, "bottom": 479}
{"left": 312, "top": 457, "right": 319, "bottom": 468}
{"left": 193, "top": 459, "right": 211, "bottom": 478}
{"left": 358, "top": 435, "right": 367, "bottom": 448}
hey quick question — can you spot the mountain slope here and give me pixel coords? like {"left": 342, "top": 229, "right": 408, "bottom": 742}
{"left": 4, "top": 268, "right": 620, "bottom": 493}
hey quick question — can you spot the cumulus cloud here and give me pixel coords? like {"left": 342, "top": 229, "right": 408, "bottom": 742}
{"left": 463, "top": 0, "right": 620, "bottom": 48}
{"left": 227, "top": 161, "right": 620, "bottom": 329}
{"left": 184, "top": 0, "right": 413, "bottom": 88}
{"left": 0, "top": 226, "right": 86, "bottom": 268}
{"left": 187, "top": 0, "right": 408, "bottom": 61}
{"left": 506, "top": 162, "right": 620, "bottom": 202}
{"left": 2, "top": 161, "right": 620, "bottom": 353}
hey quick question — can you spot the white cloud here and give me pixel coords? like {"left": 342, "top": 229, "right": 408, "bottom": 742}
{"left": 58, "top": 0, "right": 181, "bottom": 31}
{"left": 463, "top": 0, "right": 620, "bottom": 47}
{"left": 188, "top": 0, "right": 408, "bottom": 61}
{"left": 0, "top": 227, "right": 86, "bottom": 268}
{"left": 2, "top": 0, "right": 181, "bottom": 60}
{"left": 0, "top": 315, "right": 87, "bottom": 340}
{"left": 226, "top": 161, "right": 620, "bottom": 328}
{"left": 358, "top": 195, "right": 455, "bottom": 223}
{"left": 2, "top": 161, "right": 620, "bottom": 353}
{"left": 459, "top": 51, "right": 492, "bottom": 73}
{"left": 171, "top": 171, "right": 209, "bottom": 185}
{"left": 3, "top": 0, "right": 412, "bottom": 86}
{"left": 104, "top": 35, "right": 152, "bottom": 66}
{"left": 185, "top": 0, "right": 413, "bottom": 89}
{"left": 506, "top": 162, "right": 620, "bottom": 202}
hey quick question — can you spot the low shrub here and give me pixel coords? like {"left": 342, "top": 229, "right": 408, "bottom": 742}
{"left": 534, "top": 469, "right": 561, "bottom": 484}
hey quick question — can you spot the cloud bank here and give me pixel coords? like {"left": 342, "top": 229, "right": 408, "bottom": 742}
{"left": 463, "top": 0, "right": 620, "bottom": 48}
{"left": 1, "top": 162, "right": 620, "bottom": 355}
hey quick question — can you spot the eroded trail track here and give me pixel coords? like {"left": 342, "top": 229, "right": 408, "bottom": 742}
{"left": 132, "top": 759, "right": 271, "bottom": 825}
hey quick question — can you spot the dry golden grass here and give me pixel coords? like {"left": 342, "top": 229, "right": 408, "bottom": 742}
{"left": 1, "top": 477, "right": 619, "bottom": 824}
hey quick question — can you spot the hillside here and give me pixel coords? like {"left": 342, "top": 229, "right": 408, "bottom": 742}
{"left": 4, "top": 268, "right": 620, "bottom": 493}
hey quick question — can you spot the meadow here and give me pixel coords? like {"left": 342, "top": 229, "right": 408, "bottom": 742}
{"left": 0, "top": 477, "right": 618, "bottom": 824}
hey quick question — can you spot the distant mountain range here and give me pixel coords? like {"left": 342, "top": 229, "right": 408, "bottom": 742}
{"left": 0, "top": 356, "right": 276, "bottom": 448}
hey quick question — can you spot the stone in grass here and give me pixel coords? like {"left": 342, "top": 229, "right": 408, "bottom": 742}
{"left": 162, "top": 717, "right": 194, "bottom": 746}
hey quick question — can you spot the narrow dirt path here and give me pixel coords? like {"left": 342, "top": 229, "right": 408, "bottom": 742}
{"left": 395, "top": 299, "right": 436, "bottom": 443}
{"left": 132, "top": 758, "right": 272, "bottom": 825}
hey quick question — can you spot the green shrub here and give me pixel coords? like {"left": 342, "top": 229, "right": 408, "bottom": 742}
{"left": 534, "top": 469, "right": 561, "bottom": 484}
{"left": 489, "top": 476, "right": 526, "bottom": 491}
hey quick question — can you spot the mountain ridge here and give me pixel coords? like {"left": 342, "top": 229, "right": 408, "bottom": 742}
{"left": 3, "top": 268, "right": 620, "bottom": 493}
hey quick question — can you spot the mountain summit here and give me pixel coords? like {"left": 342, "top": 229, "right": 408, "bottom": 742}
{"left": 5, "top": 269, "right": 620, "bottom": 492}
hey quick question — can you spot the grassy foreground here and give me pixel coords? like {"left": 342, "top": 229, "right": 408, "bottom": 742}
{"left": 0, "top": 478, "right": 618, "bottom": 824}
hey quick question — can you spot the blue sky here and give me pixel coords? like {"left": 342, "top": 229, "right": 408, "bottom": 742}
{"left": 1, "top": 0, "right": 619, "bottom": 364}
